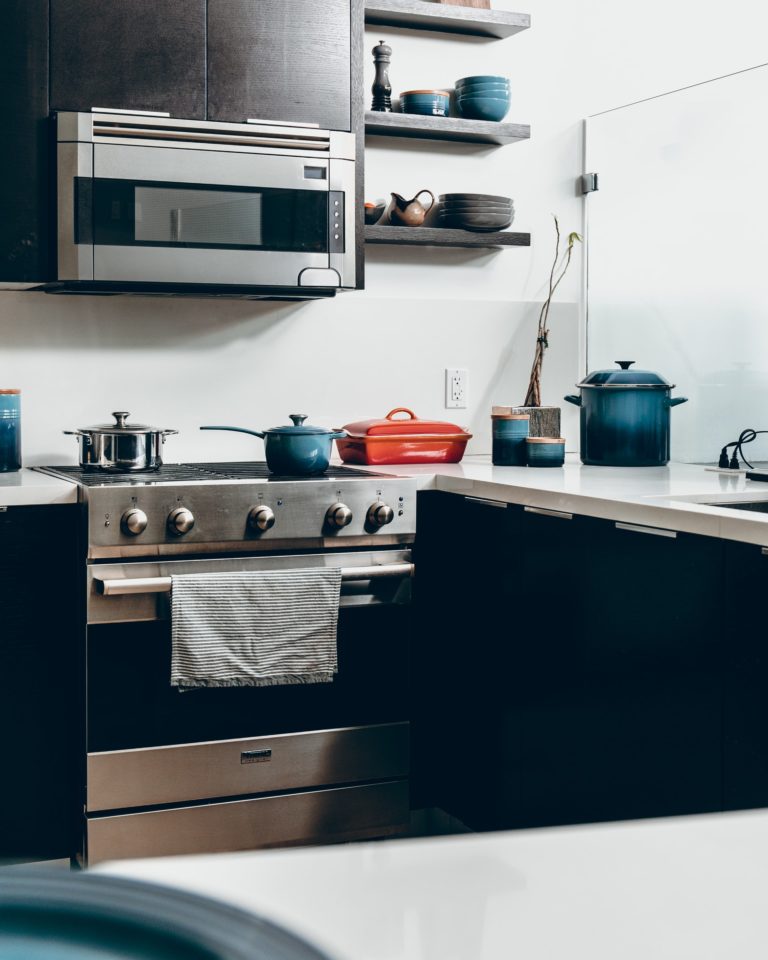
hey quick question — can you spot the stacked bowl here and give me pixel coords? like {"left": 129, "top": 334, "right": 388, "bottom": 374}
{"left": 438, "top": 193, "right": 514, "bottom": 232}
{"left": 400, "top": 89, "right": 450, "bottom": 117}
{"left": 455, "top": 75, "right": 510, "bottom": 122}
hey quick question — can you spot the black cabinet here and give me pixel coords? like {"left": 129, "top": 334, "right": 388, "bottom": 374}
{"left": 0, "top": 0, "right": 50, "bottom": 282}
{"left": 0, "top": 505, "right": 82, "bottom": 861}
{"left": 414, "top": 493, "right": 726, "bottom": 832}
{"left": 723, "top": 540, "right": 768, "bottom": 811}
{"left": 207, "top": 0, "right": 352, "bottom": 130}
{"left": 50, "top": 0, "right": 207, "bottom": 118}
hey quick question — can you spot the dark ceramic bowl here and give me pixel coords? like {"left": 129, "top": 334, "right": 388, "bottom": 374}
{"left": 438, "top": 214, "right": 514, "bottom": 232}
{"left": 440, "top": 201, "right": 513, "bottom": 211}
{"left": 456, "top": 97, "right": 510, "bottom": 122}
{"left": 364, "top": 200, "right": 386, "bottom": 224}
{"left": 440, "top": 193, "right": 512, "bottom": 204}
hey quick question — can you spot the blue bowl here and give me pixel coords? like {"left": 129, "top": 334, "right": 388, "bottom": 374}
{"left": 455, "top": 75, "right": 509, "bottom": 86}
{"left": 456, "top": 84, "right": 510, "bottom": 97}
{"left": 456, "top": 97, "right": 510, "bottom": 122}
{"left": 401, "top": 92, "right": 450, "bottom": 116}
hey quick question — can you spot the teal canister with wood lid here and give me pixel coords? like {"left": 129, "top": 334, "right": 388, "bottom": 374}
{"left": 492, "top": 413, "right": 529, "bottom": 465}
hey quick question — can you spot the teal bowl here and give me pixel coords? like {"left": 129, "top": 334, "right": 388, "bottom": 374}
{"left": 526, "top": 437, "right": 565, "bottom": 468}
{"left": 456, "top": 97, "right": 510, "bottom": 122}
{"left": 456, "top": 75, "right": 509, "bottom": 85}
{"left": 401, "top": 92, "right": 450, "bottom": 116}
{"left": 456, "top": 85, "right": 510, "bottom": 98}
{"left": 456, "top": 79, "right": 510, "bottom": 90}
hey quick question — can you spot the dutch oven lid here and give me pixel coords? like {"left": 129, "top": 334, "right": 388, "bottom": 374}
{"left": 0, "top": 869, "right": 332, "bottom": 960}
{"left": 578, "top": 361, "right": 672, "bottom": 388}
{"left": 343, "top": 407, "right": 469, "bottom": 438}
{"left": 264, "top": 414, "right": 337, "bottom": 437}
{"left": 81, "top": 412, "right": 164, "bottom": 435}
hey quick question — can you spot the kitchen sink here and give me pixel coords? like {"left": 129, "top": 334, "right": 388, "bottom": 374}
{"left": 703, "top": 500, "right": 768, "bottom": 514}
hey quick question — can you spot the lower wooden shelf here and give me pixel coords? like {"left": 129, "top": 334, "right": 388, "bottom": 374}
{"left": 364, "top": 225, "right": 531, "bottom": 248}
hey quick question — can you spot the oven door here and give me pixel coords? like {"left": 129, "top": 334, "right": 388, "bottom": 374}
{"left": 84, "top": 549, "right": 412, "bottom": 862}
{"left": 86, "top": 550, "right": 412, "bottom": 753}
{"left": 58, "top": 141, "right": 352, "bottom": 288}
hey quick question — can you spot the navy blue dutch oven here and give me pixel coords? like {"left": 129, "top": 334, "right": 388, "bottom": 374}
{"left": 565, "top": 361, "right": 687, "bottom": 467}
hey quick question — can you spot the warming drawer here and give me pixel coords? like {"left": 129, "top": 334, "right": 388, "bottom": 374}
{"left": 87, "top": 780, "right": 409, "bottom": 864}
{"left": 87, "top": 722, "right": 410, "bottom": 812}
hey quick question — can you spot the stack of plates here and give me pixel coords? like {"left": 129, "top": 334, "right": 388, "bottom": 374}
{"left": 438, "top": 193, "right": 514, "bottom": 232}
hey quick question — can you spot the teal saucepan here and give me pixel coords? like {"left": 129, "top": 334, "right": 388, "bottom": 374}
{"left": 201, "top": 414, "right": 346, "bottom": 475}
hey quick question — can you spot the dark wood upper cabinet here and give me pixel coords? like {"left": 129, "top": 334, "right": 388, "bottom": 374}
{"left": 207, "top": 0, "right": 352, "bottom": 130}
{"left": 0, "top": 0, "right": 50, "bottom": 282}
{"left": 50, "top": 0, "right": 206, "bottom": 119}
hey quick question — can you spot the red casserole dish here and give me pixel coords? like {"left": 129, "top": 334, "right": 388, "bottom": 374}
{"left": 336, "top": 407, "right": 472, "bottom": 465}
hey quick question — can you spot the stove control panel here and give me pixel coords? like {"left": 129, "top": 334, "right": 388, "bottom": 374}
{"left": 86, "top": 476, "right": 417, "bottom": 553}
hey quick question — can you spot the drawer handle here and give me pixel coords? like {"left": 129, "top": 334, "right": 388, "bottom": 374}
{"left": 615, "top": 522, "right": 677, "bottom": 539}
{"left": 464, "top": 496, "right": 507, "bottom": 509}
{"left": 524, "top": 506, "right": 573, "bottom": 520}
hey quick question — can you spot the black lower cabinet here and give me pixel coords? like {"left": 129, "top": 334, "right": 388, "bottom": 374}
{"left": 723, "top": 540, "right": 768, "bottom": 811}
{"left": 0, "top": 505, "right": 82, "bottom": 861}
{"left": 414, "top": 493, "right": 726, "bottom": 831}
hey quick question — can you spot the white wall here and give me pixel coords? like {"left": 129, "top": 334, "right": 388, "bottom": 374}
{"left": 13, "top": 0, "right": 765, "bottom": 466}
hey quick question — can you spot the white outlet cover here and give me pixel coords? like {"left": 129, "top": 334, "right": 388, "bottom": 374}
{"left": 445, "top": 368, "right": 468, "bottom": 409}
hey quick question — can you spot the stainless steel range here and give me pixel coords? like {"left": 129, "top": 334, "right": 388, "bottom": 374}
{"left": 37, "top": 462, "right": 417, "bottom": 865}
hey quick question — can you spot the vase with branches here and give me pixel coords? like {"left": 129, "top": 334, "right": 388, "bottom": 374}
{"left": 523, "top": 216, "right": 582, "bottom": 408}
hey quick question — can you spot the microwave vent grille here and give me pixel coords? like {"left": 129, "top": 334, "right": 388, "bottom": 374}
{"left": 90, "top": 118, "right": 331, "bottom": 152}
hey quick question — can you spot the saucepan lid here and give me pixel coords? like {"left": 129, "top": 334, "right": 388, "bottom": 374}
{"left": 578, "top": 361, "right": 673, "bottom": 389}
{"left": 68, "top": 412, "right": 177, "bottom": 436}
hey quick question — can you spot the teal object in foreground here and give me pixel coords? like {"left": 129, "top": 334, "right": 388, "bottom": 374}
{"left": 0, "top": 869, "right": 331, "bottom": 959}
{"left": 492, "top": 414, "right": 529, "bottom": 465}
{"left": 526, "top": 437, "right": 565, "bottom": 467}
{"left": 0, "top": 390, "right": 21, "bottom": 472}
{"left": 201, "top": 415, "right": 346, "bottom": 476}
{"left": 456, "top": 97, "right": 510, "bottom": 122}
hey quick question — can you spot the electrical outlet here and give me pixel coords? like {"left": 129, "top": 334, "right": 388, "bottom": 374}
{"left": 445, "top": 368, "right": 468, "bottom": 409}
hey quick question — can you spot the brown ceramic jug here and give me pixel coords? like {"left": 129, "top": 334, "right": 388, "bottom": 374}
{"left": 385, "top": 189, "right": 435, "bottom": 226}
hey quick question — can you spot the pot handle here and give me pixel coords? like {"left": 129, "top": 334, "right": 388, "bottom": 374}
{"left": 666, "top": 397, "right": 688, "bottom": 408}
{"left": 386, "top": 408, "right": 417, "bottom": 421}
{"left": 563, "top": 394, "right": 582, "bottom": 407}
{"left": 200, "top": 425, "right": 266, "bottom": 439}
{"left": 330, "top": 431, "right": 347, "bottom": 440}
{"left": 63, "top": 430, "right": 92, "bottom": 445}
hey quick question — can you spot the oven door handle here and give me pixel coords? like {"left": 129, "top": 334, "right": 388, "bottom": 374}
{"left": 94, "top": 563, "right": 415, "bottom": 596}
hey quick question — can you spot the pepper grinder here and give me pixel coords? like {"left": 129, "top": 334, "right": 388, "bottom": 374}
{"left": 371, "top": 40, "right": 392, "bottom": 112}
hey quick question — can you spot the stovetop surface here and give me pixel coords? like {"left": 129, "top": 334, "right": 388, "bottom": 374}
{"left": 40, "top": 462, "right": 388, "bottom": 487}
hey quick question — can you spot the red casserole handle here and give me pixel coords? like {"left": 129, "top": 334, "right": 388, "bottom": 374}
{"left": 385, "top": 408, "right": 418, "bottom": 421}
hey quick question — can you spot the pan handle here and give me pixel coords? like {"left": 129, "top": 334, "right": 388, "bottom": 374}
{"left": 200, "top": 425, "right": 266, "bottom": 439}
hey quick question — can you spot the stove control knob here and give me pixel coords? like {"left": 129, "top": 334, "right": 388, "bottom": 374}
{"left": 326, "top": 503, "right": 353, "bottom": 529}
{"left": 121, "top": 508, "right": 148, "bottom": 536}
{"left": 248, "top": 505, "right": 276, "bottom": 532}
{"left": 367, "top": 503, "right": 395, "bottom": 528}
{"left": 168, "top": 507, "right": 195, "bottom": 536}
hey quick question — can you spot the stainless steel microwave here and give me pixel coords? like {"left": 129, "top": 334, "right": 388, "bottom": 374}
{"left": 52, "top": 111, "right": 356, "bottom": 298}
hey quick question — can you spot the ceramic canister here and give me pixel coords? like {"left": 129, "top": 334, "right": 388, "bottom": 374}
{"left": 0, "top": 390, "right": 21, "bottom": 472}
{"left": 526, "top": 436, "right": 565, "bottom": 468}
{"left": 492, "top": 413, "right": 529, "bottom": 465}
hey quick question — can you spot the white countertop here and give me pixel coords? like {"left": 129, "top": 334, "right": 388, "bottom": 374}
{"left": 367, "top": 455, "right": 768, "bottom": 546}
{"left": 99, "top": 809, "right": 768, "bottom": 960}
{"left": 0, "top": 468, "right": 77, "bottom": 507}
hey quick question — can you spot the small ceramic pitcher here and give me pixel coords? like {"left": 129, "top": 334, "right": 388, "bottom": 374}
{"left": 385, "top": 189, "right": 435, "bottom": 226}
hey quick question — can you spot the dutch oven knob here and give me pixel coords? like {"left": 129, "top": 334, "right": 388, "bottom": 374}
{"left": 615, "top": 361, "right": 635, "bottom": 370}
{"left": 112, "top": 411, "right": 130, "bottom": 428}
{"left": 290, "top": 414, "right": 308, "bottom": 426}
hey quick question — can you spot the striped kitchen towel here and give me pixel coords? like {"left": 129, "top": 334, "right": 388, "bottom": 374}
{"left": 170, "top": 568, "right": 342, "bottom": 690}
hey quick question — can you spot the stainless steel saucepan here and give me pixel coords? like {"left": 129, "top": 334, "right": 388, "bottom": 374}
{"left": 64, "top": 411, "right": 178, "bottom": 471}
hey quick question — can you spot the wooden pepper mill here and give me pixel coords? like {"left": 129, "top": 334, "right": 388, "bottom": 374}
{"left": 371, "top": 40, "right": 392, "bottom": 112}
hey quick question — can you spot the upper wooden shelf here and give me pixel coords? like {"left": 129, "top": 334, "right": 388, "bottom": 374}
{"left": 365, "top": 225, "right": 530, "bottom": 248}
{"left": 364, "top": 0, "right": 530, "bottom": 39}
{"left": 365, "top": 111, "right": 529, "bottom": 145}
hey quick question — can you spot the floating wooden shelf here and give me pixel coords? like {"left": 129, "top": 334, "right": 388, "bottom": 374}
{"left": 364, "top": 225, "right": 531, "bottom": 248}
{"left": 365, "top": 111, "right": 529, "bottom": 146}
{"left": 364, "top": 0, "right": 530, "bottom": 39}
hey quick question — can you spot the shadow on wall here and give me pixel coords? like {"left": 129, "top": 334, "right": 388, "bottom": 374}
{"left": 0, "top": 291, "right": 304, "bottom": 352}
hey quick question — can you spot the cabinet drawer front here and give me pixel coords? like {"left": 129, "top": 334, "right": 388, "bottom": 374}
{"left": 88, "top": 722, "right": 409, "bottom": 811}
{"left": 87, "top": 780, "right": 409, "bottom": 863}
